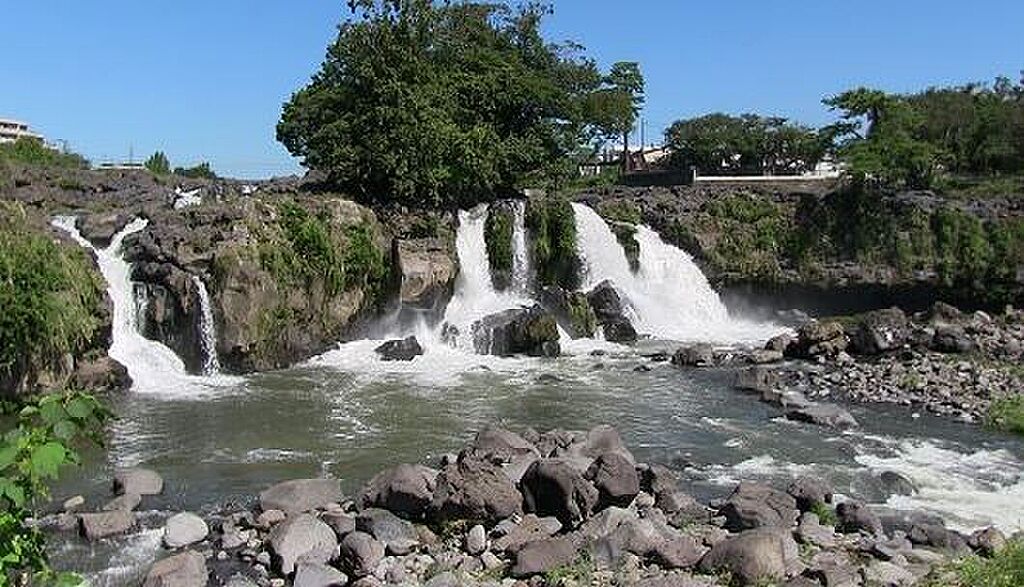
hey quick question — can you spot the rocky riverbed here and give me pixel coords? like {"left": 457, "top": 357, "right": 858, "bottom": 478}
{"left": 42, "top": 425, "right": 1018, "bottom": 587}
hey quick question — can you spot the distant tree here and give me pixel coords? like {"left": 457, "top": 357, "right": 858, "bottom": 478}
{"left": 604, "top": 62, "right": 645, "bottom": 171}
{"left": 276, "top": 0, "right": 612, "bottom": 208}
{"left": 0, "top": 138, "right": 89, "bottom": 170}
{"left": 144, "top": 151, "right": 170, "bottom": 175}
{"left": 664, "top": 113, "right": 827, "bottom": 176}
{"left": 173, "top": 162, "right": 217, "bottom": 179}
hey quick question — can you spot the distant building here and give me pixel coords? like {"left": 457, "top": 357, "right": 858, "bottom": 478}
{"left": 0, "top": 118, "right": 45, "bottom": 144}
{"left": 96, "top": 162, "right": 145, "bottom": 171}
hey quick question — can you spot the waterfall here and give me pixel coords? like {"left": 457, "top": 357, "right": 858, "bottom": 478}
{"left": 191, "top": 276, "right": 221, "bottom": 375}
{"left": 52, "top": 216, "right": 233, "bottom": 395}
{"left": 572, "top": 203, "right": 776, "bottom": 343}
{"left": 439, "top": 204, "right": 531, "bottom": 349}
{"left": 510, "top": 200, "right": 531, "bottom": 294}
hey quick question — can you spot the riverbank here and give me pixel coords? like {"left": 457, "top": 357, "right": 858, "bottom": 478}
{"left": 44, "top": 425, "right": 1020, "bottom": 587}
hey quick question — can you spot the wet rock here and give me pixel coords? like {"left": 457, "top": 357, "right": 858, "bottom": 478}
{"left": 511, "top": 536, "right": 578, "bottom": 578}
{"left": 907, "top": 523, "right": 970, "bottom": 554}
{"left": 102, "top": 492, "right": 142, "bottom": 512}
{"left": 538, "top": 286, "right": 598, "bottom": 339}
{"left": 785, "top": 403, "right": 858, "bottom": 429}
{"left": 765, "top": 333, "right": 794, "bottom": 353}
{"left": 672, "top": 344, "right": 714, "bottom": 367}
{"left": 79, "top": 510, "right": 134, "bottom": 540}
{"left": 734, "top": 367, "right": 778, "bottom": 394}
{"left": 143, "top": 550, "right": 207, "bottom": 587}
{"left": 268, "top": 513, "right": 338, "bottom": 575}
{"left": 469, "top": 426, "right": 540, "bottom": 463}
{"left": 393, "top": 237, "right": 458, "bottom": 312}
{"left": 788, "top": 321, "right": 847, "bottom": 360}
{"left": 71, "top": 356, "right": 131, "bottom": 393}
{"left": 585, "top": 452, "right": 640, "bottom": 509}
{"left": 163, "top": 512, "right": 210, "bottom": 548}
{"left": 259, "top": 478, "right": 344, "bottom": 514}
{"left": 698, "top": 528, "right": 799, "bottom": 585}
{"left": 718, "top": 483, "right": 799, "bottom": 531}
{"left": 471, "top": 305, "right": 560, "bottom": 357}
{"left": 970, "top": 527, "right": 1007, "bottom": 556}
{"left": 294, "top": 562, "right": 348, "bottom": 587}
{"left": 360, "top": 464, "right": 437, "bottom": 519}
{"left": 521, "top": 458, "right": 599, "bottom": 527}
{"left": 602, "top": 317, "right": 639, "bottom": 343}
{"left": 836, "top": 501, "right": 882, "bottom": 536}
{"left": 879, "top": 471, "right": 918, "bottom": 497}
{"left": 77, "top": 212, "right": 131, "bottom": 247}
{"left": 339, "top": 531, "right": 385, "bottom": 578}
{"left": 787, "top": 477, "right": 832, "bottom": 512}
{"left": 113, "top": 467, "right": 164, "bottom": 496}
{"left": 849, "top": 308, "right": 909, "bottom": 355}
{"left": 931, "top": 324, "right": 974, "bottom": 353}
{"left": 374, "top": 336, "right": 423, "bottom": 361}
{"left": 431, "top": 456, "right": 523, "bottom": 524}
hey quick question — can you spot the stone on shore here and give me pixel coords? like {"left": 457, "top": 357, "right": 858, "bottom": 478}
{"left": 339, "top": 531, "right": 385, "bottom": 578}
{"left": 163, "top": 512, "right": 210, "bottom": 549}
{"left": 259, "top": 478, "right": 345, "bottom": 514}
{"left": 430, "top": 456, "right": 523, "bottom": 524}
{"left": 511, "top": 536, "right": 578, "bottom": 577}
{"left": 268, "top": 513, "right": 338, "bottom": 575}
{"left": 520, "top": 458, "right": 599, "bottom": 527}
{"left": 698, "top": 528, "right": 799, "bottom": 585}
{"left": 718, "top": 483, "right": 799, "bottom": 531}
{"left": 360, "top": 464, "right": 437, "bottom": 519}
{"left": 294, "top": 562, "right": 349, "bottom": 587}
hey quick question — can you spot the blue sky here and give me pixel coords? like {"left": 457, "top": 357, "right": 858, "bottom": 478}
{"left": 2, "top": 1, "right": 1021, "bottom": 179}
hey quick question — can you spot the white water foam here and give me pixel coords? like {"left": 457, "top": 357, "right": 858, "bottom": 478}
{"left": 572, "top": 203, "right": 780, "bottom": 343}
{"left": 191, "top": 275, "right": 221, "bottom": 375}
{"left": 511, "top": 199, "right": 531, "bottom": 294}
{"left": 855, "top": 439, "right": 1024, "bottom": 533}
{"left": 52, "top": 216, "right": 237, "bottom": 398}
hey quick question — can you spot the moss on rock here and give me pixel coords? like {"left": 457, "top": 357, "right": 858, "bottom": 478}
{"left": 526, "top": 196, "right": 580, "bottom": 290}
{"left": 484, "top": 202, "right": 515, "bottom": 290}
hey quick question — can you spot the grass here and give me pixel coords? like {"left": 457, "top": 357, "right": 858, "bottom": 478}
{"left": 544, "top": 551, "right": 594, "bottom": 586}
{"left": 811, "top": 502, "right": 839, "bottom": 527}
{"left": 0, "top": 138, "right": 89, "bottom": 170}
{"left": 925, "top": 539, "right": 1024, "bottom": 587}
{"left": 986, "top": 395, "right": 1024, "bottom": 436}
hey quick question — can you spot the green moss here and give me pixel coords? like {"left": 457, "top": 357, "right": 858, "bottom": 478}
{"left": 567, "top": 292, "right": 597, "bottom": 337}
{"left": 597, "top": 199, "right": 642, "bottom": 225}
{"left": 484, "top": 203, "right": 514, "bottom": 290}
{"left": 526, "top": 196, "right": 580, "bottom": 289}
{"left": 342, "top": 223, "right": 389, "bottom": 304}
{"left": 987, "top": 395, "right": 1024, "bottom": 436}
{"left": 810, "top": 502, "right": 839, "bottom": 526}
{"left": 0, "top": 202, "right": 104, "bottom": 389}
{"left": 608, "top": 221, "right": 640, "bottom": 273}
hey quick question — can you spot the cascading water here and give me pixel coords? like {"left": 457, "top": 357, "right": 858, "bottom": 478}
{"left": 510, "top": 200, "right": 532, "bottom": 294}
{"left": 51, "top": 216, "right": 233, "bottom": 395}
{"left": 191, "top": 276, "right": 221, "bottom": 375}
{"left": 572, "top": 202, "right": 778, "bottom": 343}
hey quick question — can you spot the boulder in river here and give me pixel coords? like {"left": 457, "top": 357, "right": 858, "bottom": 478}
{"left": 785, "top": 403, "right": 859, "bottom": 429}
{"left": 787, "top": 321, "right": 847, "bottom": 359}
{"left": 143, "top": 550, "right": 208, "bottom": 587}
{"left": 538, "top": 285, "right": 598, "bottom": 339}
{"left": 471, "top": 305, "right": 560, "bottom": 357}
{"left": 672, "top": 344, "right": 715, "bottom": 367}
{"left": 113, "top": 467, "right": 164, "bottom": 496}
{"left": 79, "top": 510, "right": 135, "bottom": 540}
{"left": 586, "top": 281, "right": 638, "bottom": 343}
{"left": 374, "top": 336, "right": 424, "bottom": 361}
{"left": 260, "top": 478, "right": 345, "bottom": 514}
{"left": 360, "top": 463, "right": 437, "bottom": 519}
{"left": 163, "top": 512, "right": 209, "bottom": 548}
{"left": 848, "top": 308, "right": 909, "bottom": 355}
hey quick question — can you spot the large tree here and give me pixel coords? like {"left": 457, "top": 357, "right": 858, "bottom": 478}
{"left": 277, "top": 0, "right": 608, "bottom": 208}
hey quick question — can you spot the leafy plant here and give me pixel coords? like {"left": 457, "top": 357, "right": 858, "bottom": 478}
{"left": 0, "top": 391, "right": 111, "bottom": 583}
{"left": 810, "top": 501, "right": 839, "bottom": 527}
{"left": 986, "top": 395, "right": 1024, "bottom": 436}
{"left": 144, "top": 151, "right": 171, "bottom": 175}
{"left": 484, "top": 204, "right": 514, "bottom": 290}
{"left": 0, "top": 138, "right": 89, "bottom": 170}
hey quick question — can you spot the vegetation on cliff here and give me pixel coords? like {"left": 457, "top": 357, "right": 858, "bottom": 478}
{"left": 484, "top": 204, "right": 514, "bottom": 290}
{"left": 0, "top": 138, "right": 89, "bottom": 172}
{"left": 526, "top": 196, "right": 580, "bottom": 290}
{"left": 0, "top": 202, "right": 106, "bottom": 395}
{"left": 277, "top": 0, "right": 641, "bottom": 208}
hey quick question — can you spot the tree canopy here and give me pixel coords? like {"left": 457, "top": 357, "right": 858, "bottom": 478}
{"left": 144, "top": 151, "right": 170, "bottom": 175}
{"left": 664, "top": 113, "right": 829, "bottom": 176}
{"left": 278, "top": 0, "right": 628, "bottom": 208}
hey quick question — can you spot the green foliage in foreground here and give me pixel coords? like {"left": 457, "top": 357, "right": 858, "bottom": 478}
{"left": 526, "top": 196, "right": 580, "bottom": 290}
{"left": 0, "top": 203, "right": 105, "bottom": 392}
{"left": 0, "top": 391, "right": 111, "bottom": 584}
{"left": 928, "top": 539, "right": 1024, "bottom": 587}
{"left": 986, "top": 395, "right": 1024, "bottom": 436}
{"left": 811, "top": 501, "right": 839, "bottom": 527}
{"left": 0, "top": 139, "right": 89, "bottom": 171}
{"left": 484, "top": 204, "right": 515, "bottom": 290}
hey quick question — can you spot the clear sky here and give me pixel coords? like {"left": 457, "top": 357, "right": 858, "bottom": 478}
{"left": 3, "top": 1, "right": 1021, "bottom": 179}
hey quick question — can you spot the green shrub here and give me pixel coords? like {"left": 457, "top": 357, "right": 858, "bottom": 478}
{"left": 484, "top": 204, "right": 515, "bottom": 290}
{"left": 811, "top": 501, "right": 839, "bottom": 526}
{"left": 342, "top": 224, "right": 389, "bottom": 304}
{"left": 0, "top": 203, "right": 105, "bottom": 391}
{"left": 526, "top": 196, "right": 580, "bottom": 290}
{"left": 987, "top": 395, "right": 1024, "bottom": 436}
{"left": 597, "top": 200, "right": 642, "bottom": 225}
{"left": 951, "top": 538, "right": 1024, "bottom": 587}
{"left": 0, "top": 391, "right": 111, "bottom": 583}
{"left": 0, "top": 138, "right": 89, "bottom": 170}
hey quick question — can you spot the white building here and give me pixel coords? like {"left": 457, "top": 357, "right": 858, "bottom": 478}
{"left": 0, "top": 118, "right": 44, "bottom": 144}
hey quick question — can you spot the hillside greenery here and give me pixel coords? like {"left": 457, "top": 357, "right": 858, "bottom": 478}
{"left": 277, "top": 0, "right": 640, "bottom": 209}
{"left": 484, "top": 204, "right": 515, "bottom": 290}
{"left": 0, "top": 202, "right": 105, "bottom": 393}
{"left": 0, "top": 139, "right": 89, "bottom": 171}
{"left": 526, "top": 195, "right": 580, "bottom": 290}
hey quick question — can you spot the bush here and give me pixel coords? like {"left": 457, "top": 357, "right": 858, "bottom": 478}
{"left": 173, "top": 162, "right": 216, "bottom": 179}
{"left": 526, "top": 196, "right": 580, "bottom": 290}
{"left": 484, "top": 204, "right": 515, "bottom": 290}
{"left": 0, "top": 203, "right": 105, "bottom": 392}
{"left": 950, "top": 538, "right": 1024, "bottom": 587}
{"left": 0, "top": 138, "right": 89, "bottom": 170}
{"left": 0, "top": 391, "right": 111, "bottom": 582}
{"left": 987, "top": 395, "right": 1024, "bottom": 436}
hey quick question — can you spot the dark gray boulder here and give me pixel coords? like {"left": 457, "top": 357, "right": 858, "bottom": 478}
{"left": 521, "top": 458, "right": 599, "bottom": 527}
{"left": 785, "top": 403, "right": 859, "bottom": 429}
{"left": 848, "top": 308, "right": 909, "bottom": 355}
{"left": 931, "top": 324, "right": 975, "bottom": 353}
{"left": 586, "top": 281, "right": 638, "bottom": 343}
{"left": 734, "top": 367, "right": 779, "bottom": 394}
{"left": 718, "top": 483, "right": 799, "bottom": 531}
{"left": 672, "top": 344, "right": 715, "bottom": 367}
{"left": 374, "top": 336, "right": 423, "bottom": 361}
{"left": 585, "top": 452, "right": 640, "bottom": 509}
{"left": 787, "top": 477, "right": 832, "bottom": 512}
{"left": 511, "top": 536, "right": 578, "bottom": 578}
{"left": 430, "top": 456, "right": 523, "bottom": 524}
{"left": 268, "top": 513, "right": 338, "bottom": 575}
{"left": 787, "top": 321, "right": 847, "bottom": 359}
{"left": 143, "top": 550, "right": 207, "bottom": 587}
{"left": 471, "top": 305, "right": 560, "bottom": 357}
{"left": 836, "top": 501, "right": 882, "bottom": 536}
{"left": 360, "top": 464, "right": 437, "bottom": 519}
{"left": 338, "top": 531, "right": 385, "bottom": 578}
{"left": 698, "top": 527, "right": 799, "bottom": 585}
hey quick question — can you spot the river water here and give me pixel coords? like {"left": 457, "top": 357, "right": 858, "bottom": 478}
{"left": 47, "top": 205, "right": 1024, "bottom": 584}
